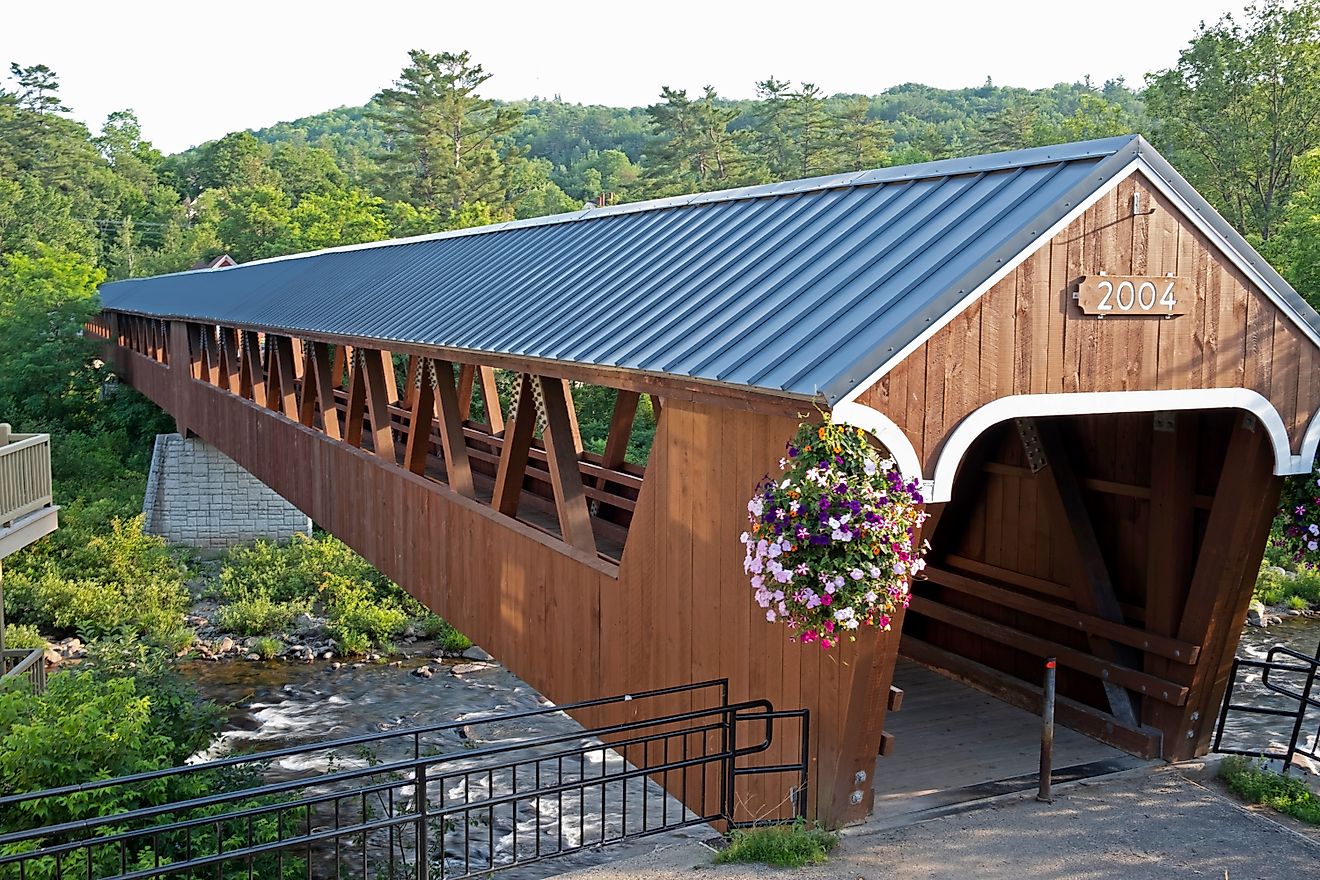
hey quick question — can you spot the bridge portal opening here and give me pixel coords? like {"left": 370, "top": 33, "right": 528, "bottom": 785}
{"left": 870, "top": 407, "right": 1280, "bottom": 817}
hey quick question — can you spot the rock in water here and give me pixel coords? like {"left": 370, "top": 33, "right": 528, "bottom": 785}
{"left": 461, "top": 645, "right": 494, "bottom": 662}
{"left": 1247, "top": 601, "right": 1269, "bottom": 627}
{"left": 451, "top": 662, "right": 493, "bottom": 676}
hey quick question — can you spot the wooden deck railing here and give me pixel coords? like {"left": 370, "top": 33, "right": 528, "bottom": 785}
{"left": 1, "top": 648, "right": 47, "bottom": 694}
{"left": 0, "top": 425, "right": 53, "bottom": 529}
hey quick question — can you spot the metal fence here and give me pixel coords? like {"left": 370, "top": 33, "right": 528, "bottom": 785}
{"left": 0, "top": 679, "right": 809, "bottom": 879}
{"left": 1213, "top": 640, "right": 1320, "bottom": 772}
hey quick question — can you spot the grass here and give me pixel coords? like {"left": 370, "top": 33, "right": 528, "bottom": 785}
{"left": 1219, "top": 756, "right": 1320, "bottom": 825}
{"left": 713, "top": 821, "right": 839, "bottom": 868}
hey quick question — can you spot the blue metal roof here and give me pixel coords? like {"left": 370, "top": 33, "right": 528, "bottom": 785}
{"left": 102, "top": 135, "right": 1300, "bottom": 403}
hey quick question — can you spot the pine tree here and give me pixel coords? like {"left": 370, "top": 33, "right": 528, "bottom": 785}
{"left": 825, "top": 96, "right": 894, "bottom": 172}
{"left": 371, "top": 50, "right": 522, "bottom": 213}
{"left": 789, "top": 83, "right": 830, "bottom": 178}
{"left": 748, "top": 76, "right": 794, "bottom": 180}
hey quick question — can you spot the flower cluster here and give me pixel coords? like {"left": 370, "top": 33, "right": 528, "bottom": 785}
{"left": 1277, "top": 474, "right": 1320, "bottom": 564}
{"left": 741, "top": 415, "right": 928, "bottom": 649}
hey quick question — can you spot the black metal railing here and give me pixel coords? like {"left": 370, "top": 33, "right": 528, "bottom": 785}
{"left": 1213, "top": 640, "right": 1320, "bottom": 773}
{"left": 0, "top": 679, "right": 808, "bottom": 879}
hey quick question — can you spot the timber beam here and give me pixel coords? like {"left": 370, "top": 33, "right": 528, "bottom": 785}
{"left": 100, "top": 309, "right": 812, "bottom": 418}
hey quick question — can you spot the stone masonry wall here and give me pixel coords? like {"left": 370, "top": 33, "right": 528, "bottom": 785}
{"left": 142, "top": 433, "right": 311, "bottom": 549}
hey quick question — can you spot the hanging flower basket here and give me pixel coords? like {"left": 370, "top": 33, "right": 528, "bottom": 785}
{"left": 741, "top": 414, "right": 929, "bottom": 649}
{"left": 1277, "top": 474, "right": 1320, "bottom": 564}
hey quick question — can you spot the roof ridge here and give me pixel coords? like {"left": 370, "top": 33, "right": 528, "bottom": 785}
{"left": 103, "top": 136, "right": 1142, "bottom": 286}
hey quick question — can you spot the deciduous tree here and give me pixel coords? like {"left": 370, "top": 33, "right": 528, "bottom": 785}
{"left": 1146, "top": 0, "right": 1320, "bottom": 241}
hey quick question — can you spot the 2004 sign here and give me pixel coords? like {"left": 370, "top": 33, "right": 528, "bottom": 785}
{"left": 1075, "top": 275, "right": 1190, "bottom": 317}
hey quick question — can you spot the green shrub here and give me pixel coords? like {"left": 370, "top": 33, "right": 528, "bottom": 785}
{"left": 419, "top": 613, "right": 472, "bottom": 653}
{"left": 213, "top": 533, "right": 445, "bottom": 653}
{"left": 1254, "top": 560, "right": 1320, "bottom": 608}
{"left": 714, "top": 821, "right": 839, "bottom": 867}
{"left": 5, "top": 513, "right": 188, "bottom": 643}
{"left": 250, "top": 637, "right": 283, "bottom": 661}
{"left": 326, "top": 588, "right": 407, "bottom": 649}
{"left": 1286, "top": 595, "right": 1310, "bottom": 611}
{"left": 216, "top": 595, "right": 308, "bottom": 636}
{"left": 82, "top": 638, "right": 224, "bottom": 762}
{"left": 1220, "top": 756, "right": 1320, "bottom": 825}
{"left": 332, "top": 629, "right": 371, "bottom": 656}
{"left": 0, "top": 673, "right": 175, "bottom": 817}
{"left": 216, "top": 537, "right": 320, "bottom": 604}
{"left": 1, "top": 624, "right": 45, "bottom": 651}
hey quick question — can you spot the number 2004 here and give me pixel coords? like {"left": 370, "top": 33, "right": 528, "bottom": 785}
{"left": 1095, "top": 279, "right": 1177, "bottom": 312}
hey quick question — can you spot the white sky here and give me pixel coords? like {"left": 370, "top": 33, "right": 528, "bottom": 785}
{"left": 2, "top": 0, "right": 1246, "bottom": 154}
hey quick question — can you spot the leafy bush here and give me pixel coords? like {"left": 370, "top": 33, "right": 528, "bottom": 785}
{"left": 250, "top": 637, "right": 283, "bottom": 660}
{"left": 4, "top": 510, "right": 188, "bottom": 643}
{"left": 1220, "top": 756, "right": 1320, "bottom": 825}
{"left": 216, "top": 538, "right": 320, "bottom": 604}
{"left": 332, "top": 629, "right": 371, "bottom": 656}
{"left": 1254, "top": 559, "right": 1320, "bottom": 608}
{"left": 0, "top": 673, "right": 177, "bottom": 819}
{"left": 714, "top": 821, "right": 839, "bottom": 867}
{"left": 0, "top": 666, "right": 298, "bottom": 879}
{"left": 216, "top": 595, "right": 308, "bottom": 636}
{"left": 213, "top": 533, "right": 459, "bottom": 655}
{"left": 419, "top": 613, "right": 473, "bottom": 653}
{"left": 1, "top": 624, "right": 45, "bottom": 651}
{"left": 325, "top": 589, "right": 408, "bottom": 648}
{"left": 82, "top": 638, "right": 224, "bottom": 762}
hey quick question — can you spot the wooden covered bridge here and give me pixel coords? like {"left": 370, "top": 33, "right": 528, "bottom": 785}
{"left": 92, "top": 135, "right": 1320, "bottom": 827}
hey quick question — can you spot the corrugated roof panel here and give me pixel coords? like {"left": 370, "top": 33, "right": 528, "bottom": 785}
{"left": 106, "top": 135, "right": 1306, "bottom": 403}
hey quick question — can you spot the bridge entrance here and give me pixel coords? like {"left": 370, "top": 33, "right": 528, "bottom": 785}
{"left": 868, "top": 406, "right": 1280, "bottom": 814}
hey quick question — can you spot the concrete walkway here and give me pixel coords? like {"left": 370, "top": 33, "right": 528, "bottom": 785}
{"left": 558, "top": 766, "right": 1318, "bottom": 880}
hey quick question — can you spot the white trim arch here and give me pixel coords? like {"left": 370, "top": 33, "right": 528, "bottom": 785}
{"left": 829, "top": 401, "right": 925, "bottom": 486}
{"left": 927, "top": 389, "right": 1311, "bottom": 504}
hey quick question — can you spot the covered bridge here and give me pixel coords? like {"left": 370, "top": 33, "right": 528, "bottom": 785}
{"left": 93, "top": 135, "right": 1320, "bottom": 826}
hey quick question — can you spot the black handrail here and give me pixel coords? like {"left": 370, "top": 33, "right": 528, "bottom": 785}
{"left": 0, "top": 680, "right": 809, "bottom": 880}
{"left": 0, "top": 677, "right": 728, "bottom": 811}
{"left": 1213, "top": 639, "right": 1320, "bottom": 773}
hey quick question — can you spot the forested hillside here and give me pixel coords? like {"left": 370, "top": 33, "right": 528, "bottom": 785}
{"left": 233, "top": 77, "right": 1145, "bottom": 203}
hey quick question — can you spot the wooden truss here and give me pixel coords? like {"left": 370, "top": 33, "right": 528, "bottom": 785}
{"left": 112, "top": 316, "right": 651, "bottom": 564}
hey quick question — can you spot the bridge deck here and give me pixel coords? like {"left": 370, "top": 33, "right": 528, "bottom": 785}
{"left": 871, "top": 660, "right": 1145, "bottom": 822}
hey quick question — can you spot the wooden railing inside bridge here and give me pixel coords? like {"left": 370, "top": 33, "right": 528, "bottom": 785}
{"left": 88, "top": 314, "right": 652, "bottom": 565}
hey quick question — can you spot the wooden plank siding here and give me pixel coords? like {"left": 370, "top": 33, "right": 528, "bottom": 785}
{"left": 105, "top": 340, "right": 882, "bottom": 826}
{"left": 856, "top": 171, "right": 1313, "bottom": 470}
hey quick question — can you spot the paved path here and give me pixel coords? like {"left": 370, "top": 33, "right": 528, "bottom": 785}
{"left": 558, "top": 767, "right": 1318, "bottom": 880}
